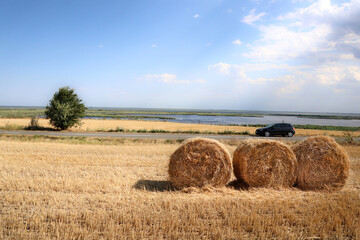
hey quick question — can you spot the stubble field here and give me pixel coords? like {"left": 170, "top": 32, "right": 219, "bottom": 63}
{"left": 0, "top": 137, "right": 359, "bottom": 239}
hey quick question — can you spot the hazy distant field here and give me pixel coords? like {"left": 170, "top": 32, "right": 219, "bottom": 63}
{"left": 0, "top": 138, "right": 359, "bottom": 239}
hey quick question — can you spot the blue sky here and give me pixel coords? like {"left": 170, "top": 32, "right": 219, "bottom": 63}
{"left": 1, "top": 0, "right": 359, "bottom": 113}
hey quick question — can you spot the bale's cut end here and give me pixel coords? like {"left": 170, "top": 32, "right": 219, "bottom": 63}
{"left": 233, "top": 139, "right": 297, "bottom": 188}
{"left": 292, "top": 135, "right": 349, "bottom": 190}
{"left": 168, "top": 138, "right": 232, "bottom": 189}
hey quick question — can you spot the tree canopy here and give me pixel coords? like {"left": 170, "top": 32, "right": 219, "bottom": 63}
{"left": 45, "top": 87, "right": 87, "bottom": 130}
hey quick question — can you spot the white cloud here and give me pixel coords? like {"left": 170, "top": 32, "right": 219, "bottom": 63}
{"left": 315, "top": 65, "right": 360, "bottom": 85}
{"left": 141, "top": 73, "right": 206, "bottom": 84}
{"left": 206, "top": 40, "right": 214, "bottom": 47}
{"left": 239, "top": 63, "right": 301, "bottom": 72}
{"left": 277, "top": 75, "right": 302, "bottom": 94}
{"left": 151, "top": 44, "right": 157, "bottom": 48}
{"left": 208, "top": 62, "right": 232, "bottom": 74}
{"left": 242, "top": 9, "right": 266, "bottom": 25}
{"left": 232, "top": 39, "right": 242, "bottom": 45}
{"left": 244, "top": 24, "right": 332, "bottom": 60}
{"left": 209, "top": 62, "right": 293, "bottom": 85}
{"left": 210, "top": 64, "right": 302, "bottom": 95}
{"left": 292, "top": 0, "right": 314, "bottom": 2}
{"left": 97, "top": 44, "right": 104, "bottom": 48}
{"left": 194, "top": 14, "right": 199, "bottom": 18}
{"left": 195, "top": 79, "right": 207, "bottom": 83}
{"left": 209, "top": 61, "right": 360, "bottom": 95}
{"left": 278, "top": 0, "right": 343, "bottom": 23}
{"left": 209, "top": 62, "right": 302, "bottom": 74}
{"left": 260, "top": 0, "right": 360, "bottom": 61}
{"left": 143, "top": 73, "right": 189, "bottom": 84}
{"left": 227, "top": 9, "right": 233, "bottom": 13}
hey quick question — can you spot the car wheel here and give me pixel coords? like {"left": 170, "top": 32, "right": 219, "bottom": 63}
{"left": 288, "top": 132, "right": 293, "bottom": 137}
{"left": 265, "top": 131, "right": 270, "bottom": 137}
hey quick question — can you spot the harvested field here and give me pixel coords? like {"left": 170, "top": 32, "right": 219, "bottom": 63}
{"left": 0, "top": 138, "right": 359, "bottom": 239}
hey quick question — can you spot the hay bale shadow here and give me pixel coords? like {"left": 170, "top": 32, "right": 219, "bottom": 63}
{"left": 133, "top": 180, "right": 175, "bottom": 192}
{"left": 227, "top": 179, "right": 250, "bottom": 190}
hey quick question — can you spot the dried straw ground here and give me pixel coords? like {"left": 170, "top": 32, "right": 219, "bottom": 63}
{"left": 1, "top": 118, "right": 359, "bottom": 137}
{"left": 233, "top": 139, "right": 297, "bottom": 188}
{"left": 169, "top": 138, "right": 232, "bottom": 188}
{"left": 0, "top": 137, "right": 359, "bottom": 239}
{"left": 293, "top": 136, "right": 350, "bottom": 190}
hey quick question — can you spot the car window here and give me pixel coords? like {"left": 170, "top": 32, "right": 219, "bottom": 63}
{"left": 265, "top": 123, "right": 275, "bottom": 128}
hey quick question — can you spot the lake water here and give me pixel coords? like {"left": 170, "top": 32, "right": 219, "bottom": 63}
{"left": 130, "top": 114, "right": 360, "bottom": 127}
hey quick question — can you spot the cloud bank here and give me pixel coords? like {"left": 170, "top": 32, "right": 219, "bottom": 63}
{"left": 209, "top": 0, "right": 360, "bottom": 112}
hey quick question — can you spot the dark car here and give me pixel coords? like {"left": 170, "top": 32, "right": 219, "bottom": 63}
{"left": 255, "top": 123, "right": 295, "bottom": 137}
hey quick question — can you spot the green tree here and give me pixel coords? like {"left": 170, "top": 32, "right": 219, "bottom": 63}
{"left": 45, "top": 87, "right": 87, "bottom": 130}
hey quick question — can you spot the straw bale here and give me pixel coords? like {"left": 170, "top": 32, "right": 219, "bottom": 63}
{"left": 292, "top": 135, "right": 349, "bottom": 190}
{"left": 233, "top": 139, "right": 297, "bottom": 188}
{"left": 168, "top": 138, "right": 232, "bottom": 189}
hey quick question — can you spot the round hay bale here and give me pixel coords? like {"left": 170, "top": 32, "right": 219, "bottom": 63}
{"left": 233, "top": 139, "right": 297, "bottom": 188}
{"left": 292, "top": 135, "right": 349, "bottom": 190}
{"left": 168, "top": 138, "right": 232, "bottom": 189}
